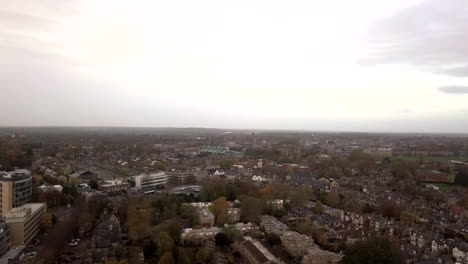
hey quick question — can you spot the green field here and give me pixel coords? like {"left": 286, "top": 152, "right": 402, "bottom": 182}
{"left": 449, "top": 172, "right": 456, "bottom": 182}
{"left": 390, "top": 156, "right": 468, "bottom": 162}
{"left": 433, "top": 183, "right": 453, "bottom": 191}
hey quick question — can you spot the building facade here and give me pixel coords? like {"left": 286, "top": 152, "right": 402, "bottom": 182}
{"left": 166, "top": 169, "right": 208, "bottom": 185}
{"left": 0, "top": 220, "right": 11, "bottom": 258}
{"left": 5, "top": 203, "right": 46, "bottom": 247}
{"left": 0, "top": 170, "right": 33, "bottom": 218}
{"left": 132, "top": 172, "right": 167, "bottom": 193}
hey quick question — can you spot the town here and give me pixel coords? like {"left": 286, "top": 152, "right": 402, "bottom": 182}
{"left": 0, "top": 127, "right": 468, "bottom": 264}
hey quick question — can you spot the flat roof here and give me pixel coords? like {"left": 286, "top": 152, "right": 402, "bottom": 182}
{"left": 0, "top": 246, "right": 25, "bottom": 264}
{"left": 5, "top": 203, "right": 45, "bottom": 222}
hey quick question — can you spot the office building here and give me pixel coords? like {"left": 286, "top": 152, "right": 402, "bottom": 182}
{"left": 0, "top": 220, "right": 11, "bottom": 258}
{"left": 132, "top": 171, "right": 167, "bottom": 193}
{"left": 166, "top": 168, "right": 208, "bottom": 185}
{"left": 5, "top": 203, "right": 46, "bottom": 247}
{"left": 0, "top": 170, "right": 32, "bottom": 218}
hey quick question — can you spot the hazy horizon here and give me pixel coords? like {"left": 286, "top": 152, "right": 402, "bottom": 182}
{"left": 1, "top": 0, "right": 468, "bottom": 133}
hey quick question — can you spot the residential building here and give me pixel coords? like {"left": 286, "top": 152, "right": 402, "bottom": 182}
{"left": 227, "top": 208, "right": 241, "bottom": 223}
{"left": 181, "top": 227, "right": 220, "bottom": 242}
{"left": 453, "top": 243, "right": 468, "bottom": 264}
{"left": 302, "top": 248, "right": 342, "bottom": 264}
{"left": 132, "top": 171, "right": 167, "bottom": 193}
{"left": 266, "top": 199, "right": 284, "bottom": 210}
{"left": 233, "top": 236, "right": 279, "bottom": 264}
{"left": 69, "top": 170, "right": 98, "bottom": 181}
{"left": 0, "top": 170, "right": 32, "bottom": 218}
{"left": 5, "top": 203, "right": 46, "bottom": 247}
{"left": 91, "top": 209, "right": 121, "bottom": 263}
{"left": 415, "top": 170, "right": 449, "bottom": 183}
{"left": 0, "top": 220, "right": 11, "bottom": 258}
{"left": 260, "top": 215, "right": 289, "bottom": 236}
{"left": 199, "top": 208, "right": 215, "bottom": 227}
{"left": 280, "top": 231, "right": 317, "bottom": 258}
{"left": 100, "top": 179, "right": 129, "bottom": 193}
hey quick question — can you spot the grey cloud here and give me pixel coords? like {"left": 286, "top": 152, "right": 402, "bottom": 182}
{"left": 439, "top": 86, "right": 468, "bottom": 94}
{"left": 361, "top": 0, "right": 468, "bottom": 77}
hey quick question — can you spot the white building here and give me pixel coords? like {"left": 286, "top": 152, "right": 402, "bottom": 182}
{"left": 132, "top": 171, "right": 167, "bottom": 193}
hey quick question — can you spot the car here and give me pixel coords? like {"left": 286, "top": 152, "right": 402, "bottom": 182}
{"left": 68, "top": 241, "right": 78, "bottom": 246}
{"left": 26, "top": 252, "right": 37, "bottom": 258}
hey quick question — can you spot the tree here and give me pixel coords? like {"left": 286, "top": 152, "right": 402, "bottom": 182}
{"left": 195, "top": 248, "right": 210, "bottom": 264}
{"left": 458, "top": 193, "right": 468, "bottom": 210}
{"left": 186, "top": 175, "right": 197, "bottom": 184}
{"left": 313, "top": 201, "right": 323, "bottom": 214}
{"left": 400, "top": 210, "right": 418, "bottom": 224}
{"left": 41, "top": 212, "right": 54, "bottom": 231}
{"left": 219, "top": 160, "right": 234, "bottom": 170}
{"left": 154, "top": 232, "right": 174, "bottom": 257}
{"left": 260, "top": 185, "right": 273, "bottom": 198}
{"left": 291, "top": 186, "right": 314, "bottom": 207}
{"left": 240, "top": 196, "right": 264, "bottom": 223}
{"left": 127, "top": 207, "right": 152, "bottom": 240}
{"left": 210, "top": 197, "right": 229, "bottom": 226}
{"left": 340, "top": 237, "right": 404, "bottom": 264}
{"left": 158, "top": 252, "right": 175, "bottom": 264}
{"left": 176, "top": 247, "right": 191, "bottom": 264}
{"left": 454, "top": 169, "right": 468, "bottom": 187}
{"left": 223, "top": 226, "right": 240, "bottom": 242}
{"left": 327, "top": 191, "right": 340, "bottom": 208}
{"left": 379, "top": 201, "right": 401, "bottom": 219}
{"left": 89, "top": 179, "right": 99, "bottom": 190}
{"left": 178, "top": 204, "right": 199, "bottom": 225}
{"left": 215, "top": 232, "right": 231, "bottom": 247}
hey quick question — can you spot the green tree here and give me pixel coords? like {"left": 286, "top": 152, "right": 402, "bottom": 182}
{"left": 154, "top": 232, "right": 174, "bottom": 257}
{"left": 176, "top": 247, "right": 191, "bottom": 264}
{"left": 454, "top": 169, "right": 468, "bottom": 187}
{"left": 240, "top": 196, "right": 264, "bottom": 223}
{"left": 313, "top": 201, "right": 323, "bottom": 214}
{"left": 178, "top": 204, "right": 199, "bottom": 225}
{"left": 219, "top": 160, "right": 234, "bottom": 170}
{"left": 89, "top": 179, "right": 99, "bottom": 190}
{"left": 340, "top": 237, "right": 404, "bottom": 264}
{"left": 195, "top": 248, "right": 210, "bottom": 264}
{"left": 215, "top": 232, "right": 231, "bottom": 247}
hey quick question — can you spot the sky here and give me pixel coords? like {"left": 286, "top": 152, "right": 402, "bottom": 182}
{"left": 1, "top": 0, "right": 468, "bottom": 133}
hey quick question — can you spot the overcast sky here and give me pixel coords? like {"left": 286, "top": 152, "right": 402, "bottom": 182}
{"left": 1, "top": 0, "right": 468, "bottom": 133}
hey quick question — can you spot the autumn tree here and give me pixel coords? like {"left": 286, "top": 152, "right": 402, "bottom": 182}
{"left": 327, "top": 191, "right": 341, "bottom": 208}
{"left": 127, "top": 207, "right": 152, "bottom": 240}
{"left": 210, "top": 196, "right": 229, "bottom": 226}
{"left": 379, "top": 201, "right": 401, "bottom": 219}
{"left": 158, "top": 252, "right": 175, "bottom": 264}
{"left": 400, "top": 210, "right": 418, "bottom": 224}
{"left": 41, "top": 211, "right": 54, "bottom": 231}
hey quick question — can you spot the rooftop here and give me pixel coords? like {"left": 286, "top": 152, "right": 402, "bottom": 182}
{"left": 5, "top": 203, "right": 45, "bottom": 222}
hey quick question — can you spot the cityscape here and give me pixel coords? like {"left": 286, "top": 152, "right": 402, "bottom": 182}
{"left": 0, "top": 128, "right": 467, "bottom": 263}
